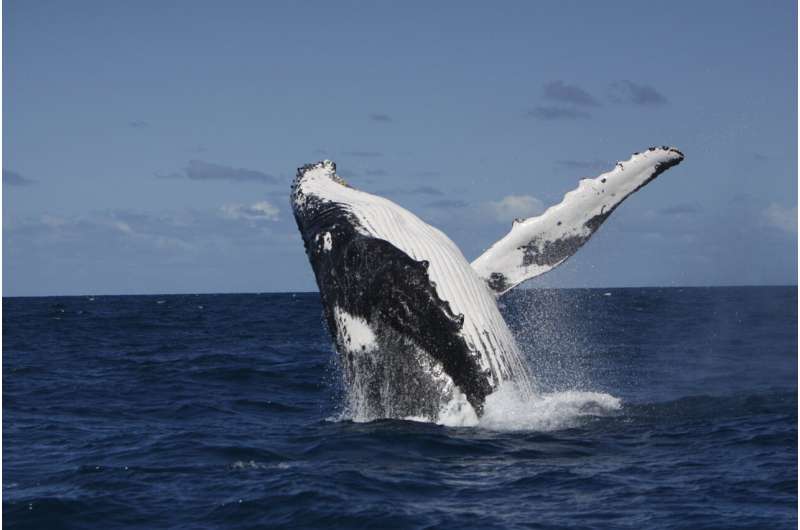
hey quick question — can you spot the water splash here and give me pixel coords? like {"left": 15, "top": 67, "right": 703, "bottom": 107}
{"left": 333, "top": 380, "right": 621, "bottom": 432}
{"left": 480, "top": 383, "right": 621, "bottom": 431}
{"left": 331, "top": 288, "right": 621, "bottom": 429}
{"left": 434, "top": 382, "right": 621, "bottom": 431}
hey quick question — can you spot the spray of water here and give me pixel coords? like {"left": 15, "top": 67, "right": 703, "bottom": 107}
{"left": 331, "top": 288, "right": 622, "bottom": 431}
{"left": 435, "top": 382, "right": 621, "bottom": 430}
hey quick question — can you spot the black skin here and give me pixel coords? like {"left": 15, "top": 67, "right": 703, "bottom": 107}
{"left": 292, "top": 174, "right": 492, "bottom": 414}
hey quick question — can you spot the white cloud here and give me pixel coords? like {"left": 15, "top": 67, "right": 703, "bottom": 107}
{"left": 113, "top": 221, "right": 134, "bottom": 234}
{"left": 763, "top": 203, "right": 797, "bottom": 233}
{"left": 220, "top": 201, "right": 280, "bottom": 222}
{"left": 484, "top": 195, "right": 544, "bottom": 223}
{"left": 41, "top": 215, "right": 67, "bottom": 228}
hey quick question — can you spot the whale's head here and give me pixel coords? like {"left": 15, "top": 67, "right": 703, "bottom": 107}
{"left": 291, "top": 160, "right": 348, "bottom": 222}
{"left": 290, "top": 160, "right": 361, "bottom": 256}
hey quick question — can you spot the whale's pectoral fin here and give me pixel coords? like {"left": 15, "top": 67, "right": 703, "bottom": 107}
{"left": 471, "top": 147, "right": 685, "bottom": 295}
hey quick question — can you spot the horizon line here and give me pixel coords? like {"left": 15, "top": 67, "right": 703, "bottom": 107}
{"left": 3, "top": 283, "right": 797, "bottom": 299}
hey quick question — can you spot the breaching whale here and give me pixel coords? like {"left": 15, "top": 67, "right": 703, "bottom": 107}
{"left": 292, "top": 147, "right": 684, "bottom": 421}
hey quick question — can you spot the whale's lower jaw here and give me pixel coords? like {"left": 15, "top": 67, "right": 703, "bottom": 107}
{"left": 292, "top": 189, "right": 494, "bottom": 415}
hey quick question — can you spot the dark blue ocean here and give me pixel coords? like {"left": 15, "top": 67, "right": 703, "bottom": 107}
{"left": 4, "top": 286, "right": 797, "bottom": 529}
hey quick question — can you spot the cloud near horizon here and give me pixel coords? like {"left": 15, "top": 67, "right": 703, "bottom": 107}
{"left": 221, "top": 201, "right": 280, "bottom": 222}
{"left": 3, "top": 169, "right": 36, "bottom": 186}
{"left": 6, "top": 205, "right": 294, "bottom": 260}
{"left": 527, "top": 106, "right": 591, "bottom": 120}
{"left": 763, "top": 203, "right": 797, "bottom": 233}
{"left": 342, "top": 150, "right": 383, "bottom": 158}
{"left": 426, "top": 199, "right": 468, "bottom": 209}
{"left": 484, "top": 195, "right": 544, "bottom": 223}
{"left": 555, "top": 159, "right": 611, "bottom": 173}
{"left": 543, "top": 81, "right": 601, "bottom": 107}
{"left": 158, "top": 160, "right": 279, "bottom": 183}
{"left": 369, "top": 113, "right": 392, "bottom": 123}
{"left": 658, "top": 203, "right": 702, "bottom": 216}
{"left": 609, "top": 80, "right": 669, "bottom": 106}
{"left": 379, "top": 185, "right": 444, "bottom": 197}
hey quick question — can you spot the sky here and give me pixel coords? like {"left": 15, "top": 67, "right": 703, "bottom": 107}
{"left": 3, "top": 0, "right": 797, "bottom": 296}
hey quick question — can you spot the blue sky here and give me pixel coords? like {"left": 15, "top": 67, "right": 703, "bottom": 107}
{"left": 3, "top": 0, "right": 797, "bottom": 296}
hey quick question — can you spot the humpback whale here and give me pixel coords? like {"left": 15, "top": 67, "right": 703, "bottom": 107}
{"left": 292, "top": 147, "right": 684, "bottom": 421}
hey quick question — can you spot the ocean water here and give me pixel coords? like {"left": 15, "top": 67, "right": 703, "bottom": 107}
{"left": 3, "top": 286, "right": 797, "bottom": 529}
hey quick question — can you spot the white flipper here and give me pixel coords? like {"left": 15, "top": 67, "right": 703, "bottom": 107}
{"left": 471, "top": 147, "right": 685, "bottom": 295}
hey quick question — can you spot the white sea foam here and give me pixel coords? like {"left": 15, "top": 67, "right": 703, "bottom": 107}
{"left": 333, "top": 381, "right": 620, "bottom": 432}
{"left": 479, "top": 384, "right": 620, "bottom": 431}
{"left": 432, "top": 382, "right": 621, "bottom": 431}
{"left": 231, "top": 460, "right": 293, "bottom": 470}
{"left": 432, "top": 389, "right": 480, "bottom": 427}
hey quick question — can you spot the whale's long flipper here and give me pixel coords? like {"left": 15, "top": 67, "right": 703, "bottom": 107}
{"left": 471, "top": 147, "right": 685, "bottom": 295}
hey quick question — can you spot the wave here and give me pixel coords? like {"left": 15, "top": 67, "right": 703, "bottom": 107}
{"left": 333, "top": 382, "right": 622, "bottom": 432}
{"left": 476, "top": 385, "right": 622, "bottom": 431}
{"left": 432, "top": 383, "right": 621, "bottom": 431}
{"left": 334, "top": 383, "right": 796, "bottom": 432}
